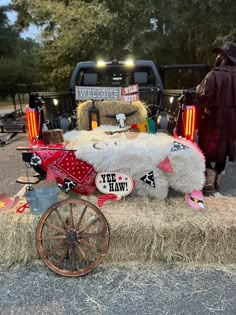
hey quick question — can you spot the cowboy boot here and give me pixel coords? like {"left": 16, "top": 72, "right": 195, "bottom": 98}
{"left": 203, "top": 168, "right": 217, "bottom": 193}
{"left": 215, "top": 171, "right": 224, "bottom": 191}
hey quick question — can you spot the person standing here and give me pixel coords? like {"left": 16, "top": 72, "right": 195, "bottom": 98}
{"left": 196, "top": 41, "right": 236, "bottom": 194}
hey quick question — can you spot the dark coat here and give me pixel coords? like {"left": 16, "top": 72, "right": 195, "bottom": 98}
{"left": 196, "top": 65, "right": 236, "bottom": 162}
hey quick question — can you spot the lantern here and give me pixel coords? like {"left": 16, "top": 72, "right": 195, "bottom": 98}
{"left": 88, "top": 102, "right": 100, "bottom": 130}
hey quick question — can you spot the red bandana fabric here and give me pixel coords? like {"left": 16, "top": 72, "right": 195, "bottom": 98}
{"left": 33, "top": 148, "right": 97, "bottom": 195}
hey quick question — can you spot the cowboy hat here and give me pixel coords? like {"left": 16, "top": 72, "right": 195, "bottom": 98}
{"left": 212, "top": 41, "right": 236, "bottom": 64}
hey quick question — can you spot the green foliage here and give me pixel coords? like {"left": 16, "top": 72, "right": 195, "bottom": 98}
{"left": 0, "top": 7, "right": 18, "bottom": 58}
{"left": 0, "top": 6, "right": 39, "bottom": 101}
{"left": 8, "top": 0, "right": 236, "bottom": 88}
{"left": 149, "top": 0, "right": 236, "bottom": 65}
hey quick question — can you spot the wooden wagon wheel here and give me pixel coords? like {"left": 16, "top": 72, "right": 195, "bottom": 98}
{"left": 36, "top": 198, "right": 109, "bottom": 277}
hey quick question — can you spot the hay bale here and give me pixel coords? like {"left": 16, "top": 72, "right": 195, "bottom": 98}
{"left": 0, "top": 204, "right": 40, "bottom": 267}
{"left": 77, "top": 100, "right": 148, "bottom": 130}
{"left": 102, "top": 195, "right": 236, "bottom": 264}
{"left": 1, "top": 194, "right": 236, "bottom": 266}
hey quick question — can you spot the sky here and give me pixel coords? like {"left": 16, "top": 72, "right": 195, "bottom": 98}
{"left": 0, "top": 0, "right": 40, "bottom": 40}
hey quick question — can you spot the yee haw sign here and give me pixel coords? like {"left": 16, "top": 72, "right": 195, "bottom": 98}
{"left": 95, "top": 172, "right": 134, "bottom": 200}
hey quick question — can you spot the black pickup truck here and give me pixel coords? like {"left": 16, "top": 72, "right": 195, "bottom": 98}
{"left": 28, "top": 59, "right": 209, "bottom": 140}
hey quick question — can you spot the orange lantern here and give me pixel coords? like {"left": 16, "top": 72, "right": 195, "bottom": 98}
{"left": 88, "top": 102, "right": 100, "bottom": 130}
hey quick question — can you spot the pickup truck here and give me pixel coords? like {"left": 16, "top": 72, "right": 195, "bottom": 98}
{"left": 28, "top": 59, "right": 209, "bottom": 141}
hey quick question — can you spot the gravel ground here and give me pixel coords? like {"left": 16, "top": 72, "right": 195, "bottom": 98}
{"left": 0, "top": 262, "right": 236, "bottom": 315}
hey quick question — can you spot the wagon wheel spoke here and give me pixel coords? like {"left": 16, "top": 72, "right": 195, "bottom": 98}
{"left": 57, "top": 244, "right": 70, "bottom": 268}
{"left": 47, "top": 241, "right": 65, "bottom": 257}
{"left": 36, "top": 198, "right": 109, "bottom": 277}
{"left": 78, "top": 238, "right": 100, "bottom": 253}
{"left": 43, "top": 221, "right": 66, "bottom": 234}
{"left": 71, "top": 245, "right": 76, "bottom": 271}
{"left": 55, "top": 209, "right": 69, "bottom": 230}
{"left": 39, "top": 235, "right": 66, "bottom": 241}
{"left": 75, "top": 205, "right": 87, "bottom": 230}
{"left": 78, "top": 217, "right": 100, "bottom": 234}
{"left": 76, "top": 243, "right": 90, "bottom": 263}
{"left": 69, "top": 203, "right": 74, "bottom": 228}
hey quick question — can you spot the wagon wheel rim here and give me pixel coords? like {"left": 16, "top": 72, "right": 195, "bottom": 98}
{"left": 36, "top": 198, "right": 109, "bottom": 277}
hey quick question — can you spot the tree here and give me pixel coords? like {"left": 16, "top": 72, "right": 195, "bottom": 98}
{"left": 0, "top": 6, "right": 18, "bottom": 58}
{"left": 11, "top": 0, "right": 236, "bottom": 89}
{"left": 147, "top": 0, "right": 236, "bottom": 65}
{"left": 12, "top": 0, "right": 161, "bottom": 86}
{"left": 12, "top": 0, "right": 113, "bottom": 88}
{"left": 0, "top": 6, "right": 39, "bottom": 107}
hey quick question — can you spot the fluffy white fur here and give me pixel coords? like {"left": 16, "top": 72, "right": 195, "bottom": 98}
{"left": 65, "top": 128, "right": 205, "bottom": 200}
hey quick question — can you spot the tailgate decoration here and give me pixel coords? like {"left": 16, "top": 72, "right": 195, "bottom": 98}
{"left": 157, "top": 157, "right": 173, "bottom": 173}
{"left": 30, "top": 153, "right": 42, "bottom": 166}
{"left": 73, "top": 131, "right": 205, "bottom": 200}
{"left": 140, "top": 171, "right": 155, "bottom": 188}
{"left": 97, "top": 193, "right": 118, "bottom": 208}
{"left": 33, "top": 147, "right": 96, "bottom": 195}
{"left": 95, "top": 172, "right": 134, "bottom": 200}
{"left": 120, "top": 84, "right": 139, "bottom": 102}
{"left": 130, "top": 118, "right": 155, "bottom": 134}
{"left": 185, "top": 190, "right": 204, "bottom": 210}
{"left": 77, "top": 99, "right": 147, "bottom": 131}
{"left": 0, "top": 194, "right": 20, "bottom": 212}
{"left": 76, "top": 86, "right": 121, "bottom": 101}
{"left": 76, "top": 85, "right": 139, "bottom": 102}
{"left": 170, "top": 141, "right": 189, "bottom": 152}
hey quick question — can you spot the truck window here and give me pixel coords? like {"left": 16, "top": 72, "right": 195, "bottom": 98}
{"left": 83, "top": 73, "right": 98, "bottom": 86}
{"left": 77, "top": 66, "right": 156, "bottom": 87}
{"left": 133, "top": 72, "right": 148, "bottom": 84}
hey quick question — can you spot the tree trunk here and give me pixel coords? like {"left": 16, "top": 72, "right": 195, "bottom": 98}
{"left": 10, "top": 93, "right": 16, "bottom": 112}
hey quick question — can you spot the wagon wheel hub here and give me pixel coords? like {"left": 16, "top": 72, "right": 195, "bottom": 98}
{"left": 67, "top": 229, "right": 78, "bottom": 243}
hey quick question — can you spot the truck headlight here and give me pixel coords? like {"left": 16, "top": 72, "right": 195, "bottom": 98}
{"left": 124, "top": 59, "right": 134, "bottom": 67}
{"left": 96, "top": 60, "right": 106, "bottom": 68}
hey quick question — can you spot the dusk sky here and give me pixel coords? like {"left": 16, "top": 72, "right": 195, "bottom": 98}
{"left": 0, "top": 0, "right": 39, "bottom": 40}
